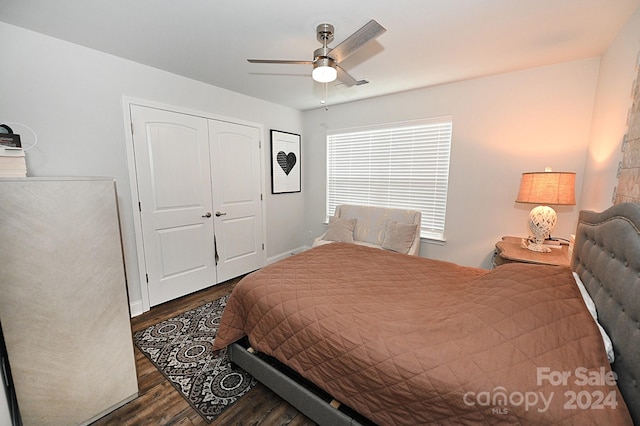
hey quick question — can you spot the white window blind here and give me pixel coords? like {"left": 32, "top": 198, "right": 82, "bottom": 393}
{"left": 326, "top": 117, "right": 452, "bottom": 241}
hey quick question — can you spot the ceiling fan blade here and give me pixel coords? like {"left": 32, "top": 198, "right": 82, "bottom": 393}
{"left": 329, "top": 19, "right": 386, "bottom": 63}
{"left": 247, "top": 59, "right": 313, "bottom": 65}
{"left": 336, "top": 65, "right": 358, "bottom": 87}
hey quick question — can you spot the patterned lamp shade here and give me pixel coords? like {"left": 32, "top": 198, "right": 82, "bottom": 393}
{"left": 516, "top": 171, "right": 576, "bottom": 252}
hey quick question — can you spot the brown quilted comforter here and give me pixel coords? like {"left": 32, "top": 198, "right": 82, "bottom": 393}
{"left": 214, "top": 243, "right": 631, "bottom": 425}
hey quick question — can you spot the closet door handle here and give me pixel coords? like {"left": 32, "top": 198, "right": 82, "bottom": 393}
{"left": 202, "top": 212, "right": 212, "bottom": 218}
{"left": 215, "top": 211, "right": 227, "bottom": 217}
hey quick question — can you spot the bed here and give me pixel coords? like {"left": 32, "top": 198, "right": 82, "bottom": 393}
{"left": 213, "top": 202, "right": 639, "bottom": 425}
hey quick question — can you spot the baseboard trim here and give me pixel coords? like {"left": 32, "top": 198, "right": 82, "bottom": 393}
{"left": 129, "top": 300, "right": 145, "bottom": 318}
{"left": 267, "top": 245, "right": 309, "bottom": 265}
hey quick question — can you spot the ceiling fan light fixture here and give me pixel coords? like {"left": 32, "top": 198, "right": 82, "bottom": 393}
{"left": 312, "top": 58, "right": 337, "bottom": 83}
{"left": 247, "top": 20, "right": 385, "bottom": 88}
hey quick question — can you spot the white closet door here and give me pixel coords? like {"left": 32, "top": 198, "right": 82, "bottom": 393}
{"left": 129, "top": 104, "right": 265, "bottom": 306}
{"left": 130, "top": 105, "right": 217, "bottom": 306}
{"left": 209, "top": 120, "right": 265, "bottom": 282}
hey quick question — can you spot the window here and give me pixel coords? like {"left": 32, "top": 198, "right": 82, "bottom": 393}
{"left": 326, "top": 117, "right": 452, "bottom": 241}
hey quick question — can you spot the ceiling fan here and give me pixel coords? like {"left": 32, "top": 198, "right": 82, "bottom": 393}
{"left": 247, "top": 19, "right": 386, "bottom": 86}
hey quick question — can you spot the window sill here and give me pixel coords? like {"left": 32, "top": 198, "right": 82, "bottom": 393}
{"left": 420, "top": 236, "right": 446, "bottom": 246}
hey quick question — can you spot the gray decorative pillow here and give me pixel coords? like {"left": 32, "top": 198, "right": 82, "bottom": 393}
{"left": 324, "top": 216, "right": 357, "bottom": 243}
{"left": 382, "top": 221, "right": 417, "bottom": 254}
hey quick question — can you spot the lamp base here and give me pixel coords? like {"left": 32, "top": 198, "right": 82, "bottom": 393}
{"left": 526, "top": 205, "right": 557, "bottom": 253}
{"left": 525, "top": 241, "right": 552, "bottom": 253}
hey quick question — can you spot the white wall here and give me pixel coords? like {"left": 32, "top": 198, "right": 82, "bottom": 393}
{"left": 303, "top": 59, "right": 600, "bottom": 268}
{"left": 581, "top": 7, "right": 640, "bottom": 211}
{"left": 0, "top": 22, "right": 305, "bottom": 314}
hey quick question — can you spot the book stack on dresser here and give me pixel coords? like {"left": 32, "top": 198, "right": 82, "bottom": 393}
{"left": 0, "top": 147, "right": 26, "bottom": 177}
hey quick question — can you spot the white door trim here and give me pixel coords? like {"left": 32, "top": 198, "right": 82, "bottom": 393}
{"left": 121, "top": 96, "right": 267, "bottom": 315}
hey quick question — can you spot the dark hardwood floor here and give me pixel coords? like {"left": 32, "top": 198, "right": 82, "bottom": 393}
{"left": 92, "top": 277, "right": 316, "bottom": 426}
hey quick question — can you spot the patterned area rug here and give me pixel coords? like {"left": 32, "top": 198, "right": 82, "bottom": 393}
{"left": 133, "top": 295, "right": 256, "bottom": 423}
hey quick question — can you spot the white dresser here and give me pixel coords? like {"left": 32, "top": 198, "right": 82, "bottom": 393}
{"left": 0, "top": 177, "right": 138, "bottom": 426}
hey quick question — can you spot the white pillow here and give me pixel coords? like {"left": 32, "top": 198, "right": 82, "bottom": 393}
{"left": 572, "top": 272, "right": 614, "bottom": 363}
{"left": 572, "top": 271, "right": 597, "bottom": 319}
{"left": 324, "top": 216, "right": 356, "bottom": 243}
{"left": 381, "top": 221, "right": 417, "bottom": 254}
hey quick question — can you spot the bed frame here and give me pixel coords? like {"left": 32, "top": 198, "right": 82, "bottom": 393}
{"left": 229, "top": 202, "right": 640, "bottom": 425}
{"left": 229, "top": 339, "right": 373, "bottom": 426}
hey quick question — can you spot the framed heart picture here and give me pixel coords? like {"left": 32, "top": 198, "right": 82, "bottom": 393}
{"left": 270, "top": 130, "right": 301, "bottom": 194}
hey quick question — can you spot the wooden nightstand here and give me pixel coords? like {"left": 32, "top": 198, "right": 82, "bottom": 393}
{"left": 493, "top": 236, "right": 571, "bottom": 268}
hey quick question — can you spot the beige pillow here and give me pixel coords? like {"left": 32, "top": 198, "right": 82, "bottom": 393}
{"left": 382, "top": 221, "right": 417, "bottom": 254}
{"left": 324, "top": 216, "right": 357, "bottom": 243}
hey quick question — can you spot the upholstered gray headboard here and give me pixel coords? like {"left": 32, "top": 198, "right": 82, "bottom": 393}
{"left": 571, "top": 202, "right": 640, "bottom": 423}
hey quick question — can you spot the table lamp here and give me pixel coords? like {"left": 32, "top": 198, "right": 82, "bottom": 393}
{"left": 515, "top": 168, "right": 576, "bottom": 252}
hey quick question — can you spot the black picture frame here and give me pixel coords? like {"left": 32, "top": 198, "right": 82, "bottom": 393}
{"left": 270, "top": 130, "right": 301, "bottom": 194}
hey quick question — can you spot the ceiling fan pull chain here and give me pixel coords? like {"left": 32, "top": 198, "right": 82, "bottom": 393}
{"left": 324, "top": 82, "right": 329, "bottom": 110}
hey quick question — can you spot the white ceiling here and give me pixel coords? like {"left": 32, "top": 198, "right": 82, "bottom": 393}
{"left": 1, "top": 0, "right": 639, "bottom": 111}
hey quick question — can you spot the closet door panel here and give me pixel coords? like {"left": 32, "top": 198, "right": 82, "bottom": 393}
{"left": 130, "top": 105, "right": 217, "bottom": 306}
{"left": 209, "top": 120, "right": 265, "bottom": 282}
